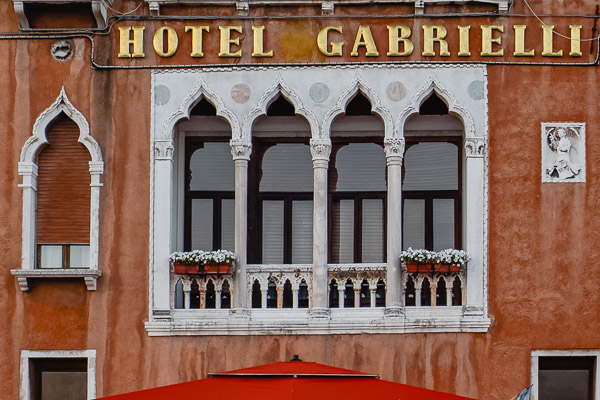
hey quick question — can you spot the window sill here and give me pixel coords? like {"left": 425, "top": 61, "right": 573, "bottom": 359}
{"left": 10, "top": 269, "right": 102, "bottom": 291}
{"left": 145, "top": 307, "right": 490, "bottom": 335}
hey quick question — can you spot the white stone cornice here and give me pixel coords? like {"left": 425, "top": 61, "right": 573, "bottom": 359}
{"left": 230, "top": 139, "right": 252, "bottom": 160}
{"left": 309, "top": 138, "right": 331, "bottom": 162}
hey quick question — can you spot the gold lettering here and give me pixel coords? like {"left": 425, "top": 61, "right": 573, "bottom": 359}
{"left": 542, "top": 25, "right": 563, "bottom": 57}
{"left": 252, "top": 26, "right": 274, "bottom": 57}
{"left": 317, "top": 26, "right": 344, "bottom": 56}
{"left": 153, "top": 26, "right": 178, "bottom": 57}
{"left": 387, "top": 25, "right": 413, "bottom": 57}
{"left": 570, "top": 25, "right": 583, "bottom": 57}
{"left": 481, "top": 25, "right": 504, "bottom": 56}
{"left": 118, "top": 26, "right": 145, "bottom": 58}
{"left": 457, "top": 25, "right": 471, "bottom": 57}
{"left": 219, "top": 26, "right": 243, "bottom": 57}
{"left": 513, "top": 25, "right": 534, "bottom": 57}
{"left": 185, "top": 26, "right": 209, "bottom": 57}
{"left": 422, "top": 25, "right": 450, "bottom": 57}
{"left": 350, "top": 25, "right": 379, "bottom": 57}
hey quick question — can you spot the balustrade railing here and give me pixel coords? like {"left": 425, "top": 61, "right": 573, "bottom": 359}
{"left": 172, "top": 262, "right": 465, "bottom": 310}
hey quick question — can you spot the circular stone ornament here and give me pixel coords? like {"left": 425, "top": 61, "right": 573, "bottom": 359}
{"left": 154, "top": 85, "right": 171, "bottom": 106}
{"left": 51, "top": 40, "right": 75, "bottom": 62}
{"left": 468, "top": 80, "right": 485, "bottom": 100}
{"left": 309, "top": 82, "right": 330, "bottom": 103}
{"left": 386, "top": 81, "right": 406, "bottom": 102}
{"left": 231, "top": 83, "right": 251, "bottom": 104}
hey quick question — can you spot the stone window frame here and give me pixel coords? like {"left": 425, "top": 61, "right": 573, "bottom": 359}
{"left": 531, "top": 349, "right": 600, "bottom": 400}
{"left": 11, "top": 87, "right": 104, "bottom": 291}
{"left": 147, "top": 66, "right": 489, "bottom": 335}
{"left": 19, "top": 349, "right": 97, "bottom": 400}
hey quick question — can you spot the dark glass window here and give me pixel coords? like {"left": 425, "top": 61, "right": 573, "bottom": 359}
{"left": 30, "top": 358, "right": 87, "bottom": 400}
{"left": 538, "top": 356, "right": 595, "bottom": 400}
{"left": 249, "top": 141, "right": 313, "bottom": 264}
{"left": 402, "top": 139, "right": 461, "bottom": 251}
{"left": 184, "top": 139, "right": 234, "bottom": 251}
{"left": 329, "top": 142, "right": 387, "bottom": 263}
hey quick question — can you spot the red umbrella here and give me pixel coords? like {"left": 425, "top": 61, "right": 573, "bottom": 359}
{"left": 98, "top": 358, "right": 475, "bottom": 400}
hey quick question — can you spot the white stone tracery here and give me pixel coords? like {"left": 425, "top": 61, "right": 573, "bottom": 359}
{"left": 149, "top": 66, "right": 490, "bottom": 335}
{"left": 12, "top": 87, "right": 104, "bottom": 291}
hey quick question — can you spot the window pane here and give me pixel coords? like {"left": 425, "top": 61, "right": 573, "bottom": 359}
{"left": 539, "top": 356, "right": 594, "bottom": 400}
{"left": 433, "top": 199, "right": 455, "bottom": 251}
{"left": 262, "top": 200, "right": 284, "bottom": 263}
{"left": 260, "top": 144, "right": 313, "bottom": 192}
{"left": 334, "top": 143, "right": 386, "bottom": 191}
{"left": 40, "top": 245, "right": 63, "bottom": 268}
{"left": 332, "top": 199, "right": 354, "bottom": 263}
{"left": 191, "top": 199, "right": 213, "bottom": 250}
{"left": 403, "top": 199, "right": 425, "bottom": 250}
{"left": 221, "top": 199, "right": 235, "bottom": 251}
{"left": 69, "top": 245, "right": 90, "bottom": 268}
{"left": 362, "top": 199, "right": 384, "bottom": 262}
{"left": 539, "top": 370, "right": 590, "bottom": 400}
{"left": 403, "top": 142, "right": 458, "bottom": 190}
{"left": 292, "top": 200, "right": 313, "bottom": 263}
{"left": 189, "top": 142, "right": 234, "bottom": 191}
{"left": 41, "top": 371, "right": 87, "bottom": 400}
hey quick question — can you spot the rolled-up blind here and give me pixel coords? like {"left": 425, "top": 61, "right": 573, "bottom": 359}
{"left": 36, "top": 115, "right": 90, "bottom": 244}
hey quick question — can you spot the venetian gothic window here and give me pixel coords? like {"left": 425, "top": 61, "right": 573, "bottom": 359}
{"left": 329, "top": 92, "right": 386, "bottom": 263}
{"left": 402, "top": 93, "right": 462, "bottom": 251}
{"left": 247, "top": 95, "right": 313, "bottom": 264}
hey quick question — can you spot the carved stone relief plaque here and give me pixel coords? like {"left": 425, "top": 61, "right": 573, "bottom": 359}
{"left": 542, "top": 123, "right": 585, "bottom": 183}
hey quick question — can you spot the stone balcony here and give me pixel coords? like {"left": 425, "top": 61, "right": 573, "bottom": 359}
{"left": 145, "top": 262, "right": 485, "bottom": 336}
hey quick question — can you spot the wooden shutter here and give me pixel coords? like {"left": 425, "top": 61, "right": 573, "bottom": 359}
{"left": 36, "top": 115, "right": 90, "bottom": 244}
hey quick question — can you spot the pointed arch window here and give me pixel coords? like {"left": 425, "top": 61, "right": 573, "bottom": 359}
{"left": 12, "top": 88, "right": 103, "bottom": 291}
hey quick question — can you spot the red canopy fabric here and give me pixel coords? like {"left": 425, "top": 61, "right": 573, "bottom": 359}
{"left": 97, "top": 360, "right": 475, "bottom": 400}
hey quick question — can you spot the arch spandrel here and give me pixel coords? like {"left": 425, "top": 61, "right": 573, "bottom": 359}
{"left": 323, "top": 75, "right": 394, "bottom": 139}
{"left": 20, "top": 87, "right": 102, "bottom": 166}
{"left": 398, "top": 75, "right": 476, "bottom": 139}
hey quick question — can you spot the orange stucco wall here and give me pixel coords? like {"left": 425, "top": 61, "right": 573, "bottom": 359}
{"left": 1, "top": 1, "right": 600, "bottom": 399}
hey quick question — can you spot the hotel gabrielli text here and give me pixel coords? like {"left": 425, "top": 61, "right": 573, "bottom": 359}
{"left": 1, "top": 0, "right": 599, "bottom": 399}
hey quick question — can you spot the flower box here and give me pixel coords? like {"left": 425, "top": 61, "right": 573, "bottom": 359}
{"left": 406, "top": 262, "right": 434, "bottom": 273}
{"left": 173, "top": 263, "right": 200, "bottom": 274}
{"left": 202, "top": 262, "right": 233, "bottom": 274}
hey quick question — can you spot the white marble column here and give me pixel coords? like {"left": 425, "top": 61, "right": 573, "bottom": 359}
{"left": 384, "top": 137, "right": 405, "bottom": 315}
{"left": 182, "top": 280, "right": 192, "bottom": 309}
{"left": 152, "top": 139, "right": 175, "bottom": 317}
{"left": 309, "top": 138, "right": 331, "bottom": 317}
{"left": 230, "top": 139, "right": 252, "bottom": 310}
{"left": 464, "top": 137, "right": 486, "bottom": 317}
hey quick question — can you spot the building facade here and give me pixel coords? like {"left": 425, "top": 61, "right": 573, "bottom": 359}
{"left": 1, "top": 0, "right": 599, "bottom": 399}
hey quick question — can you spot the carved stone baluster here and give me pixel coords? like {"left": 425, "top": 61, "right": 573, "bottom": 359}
{"left": 182, "top": 280, "right": 192, "bottom": 310}
{"left": 338, "top": 284, "right": 345, "bottom": 309}
{"left": 354, "top": 288, "right": 360, "bottom": 308}
{"left": 216, "top": 288, "right": 222, "bottom": 309}
{"left": 446, "top": 278, "right": 453, "bottom": 306}
{"left": 261, "top": 289, "right": 268, "bottom": 309}
{"left": 292, "top": 287, "right": 299, "bottom": 309}
{"left": 431, "top": 282, "right": 438, "bottom": 307}
{"left": 370, "top": 284, "right": 377, "bottom": 308}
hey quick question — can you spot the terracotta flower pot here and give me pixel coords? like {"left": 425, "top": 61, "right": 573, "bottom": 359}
{"left": 406, "top": 262, "right": 434, "bottom": 273}
{"left": 173, "top": 263, "right": 200, "bottom": 274}
{"left": 202, "top": 262, "right": 232, "bottom": 274}
{"left": 433, "top": 263, "right": 461, "bottom": 273}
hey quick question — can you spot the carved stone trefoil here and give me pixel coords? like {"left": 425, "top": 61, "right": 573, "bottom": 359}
{"left": 542, "top": 123, "right": 585, "bottom": 183}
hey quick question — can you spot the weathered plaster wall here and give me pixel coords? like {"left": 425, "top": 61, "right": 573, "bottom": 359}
{"left": 1, "top": 1, "right": 600, "bottom": 400}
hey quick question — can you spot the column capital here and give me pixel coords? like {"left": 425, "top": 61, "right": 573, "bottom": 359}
{"left": 464, "top": 137, "right": 486, "bottom": 158}
{"left": 384, "top": 137, "right": 405, "bottom": 163}
{"left": 310, "top": 138, "right": 332, "bottom": 162}
{"left": 230, "top": 139, "right": 252, "bottom": 160}
{"left": 154, "top": 139, "right": 175, "bottom": 161}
